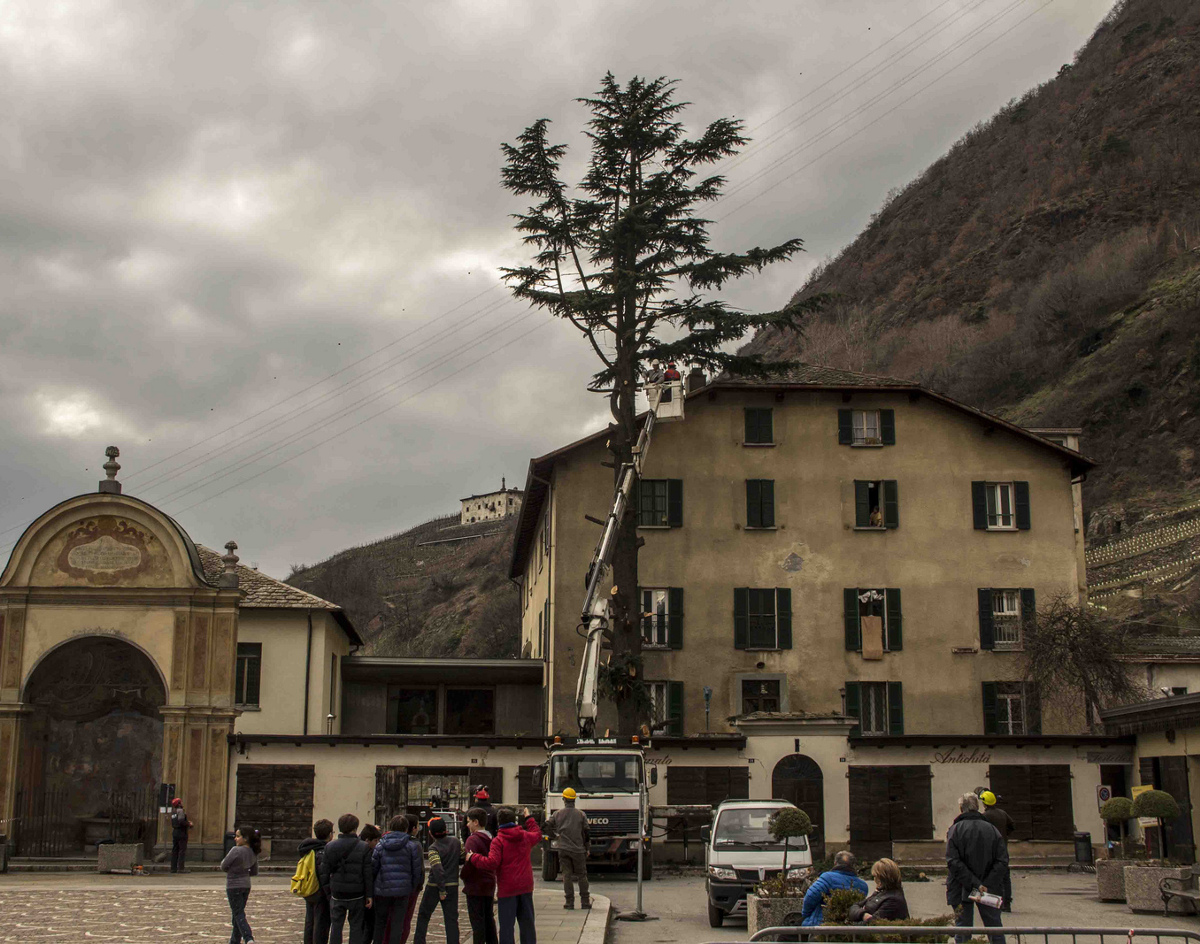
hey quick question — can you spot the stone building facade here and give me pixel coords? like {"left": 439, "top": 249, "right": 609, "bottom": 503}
{"left": 460, "top": 479, "right": 523, "bottom": 526}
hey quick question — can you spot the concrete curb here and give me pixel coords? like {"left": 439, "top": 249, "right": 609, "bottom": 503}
{"left": 580, "top": 893, "right": 611, "bottom": 944}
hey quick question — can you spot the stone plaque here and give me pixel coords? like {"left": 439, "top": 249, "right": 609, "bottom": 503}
{"left": 67, "top": 535, "right": 143, "bottom": 572}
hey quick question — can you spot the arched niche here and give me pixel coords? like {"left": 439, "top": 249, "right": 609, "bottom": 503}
{"left": 772, "top": 753, "right": 826, "bottom": 859}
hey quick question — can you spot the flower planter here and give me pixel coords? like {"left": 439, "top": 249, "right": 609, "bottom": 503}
{"left": 1124, "top": 864, "right": 1191, "bottom": 914}
{"left": 747, "top": 893, "right": 806, "bottom": 937}
{"left": 1095, "top": 858, "right": 1127, "bottom": 902}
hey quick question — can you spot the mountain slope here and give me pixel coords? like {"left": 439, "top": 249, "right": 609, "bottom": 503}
{"left": 746, "top": 0, "right": 1200, "bottom": 530}
{"left": 286, "top": 514, "right": 520, "bottom": 658}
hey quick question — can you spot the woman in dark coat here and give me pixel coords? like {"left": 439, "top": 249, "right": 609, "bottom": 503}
{"left": 849, "top": 858, "right": 910, "bottom": 923}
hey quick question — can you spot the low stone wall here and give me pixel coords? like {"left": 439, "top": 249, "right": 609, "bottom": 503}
{"left": 1095, "top": 858, "right": 1127, "bottom": 901}
{"left": 97, "top": 844, "right": 143, "bottom": 872}
{"left": 747, "top": 894, "right": 805, "bottom": 938}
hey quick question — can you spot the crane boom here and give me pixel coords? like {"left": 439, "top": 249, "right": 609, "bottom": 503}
{"left": 575, "top": 380, "right": 682, "bottom": 735}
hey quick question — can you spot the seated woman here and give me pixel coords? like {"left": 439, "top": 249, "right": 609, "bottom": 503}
{"left": 848, "top": 858, "right": 909, "bottom": 924}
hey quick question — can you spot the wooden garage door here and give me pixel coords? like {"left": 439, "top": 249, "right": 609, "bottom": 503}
{"left": 667, "top": 766, "right": 750, "bottom": 807}
{"left": 849, "top": 766, "right": 933, "bottom": 856}
{"left": 988, "top": 765, "right": 1073, "bottom": 840}
{"left": 235, "top": 764, "right": 315, "bottom": 843}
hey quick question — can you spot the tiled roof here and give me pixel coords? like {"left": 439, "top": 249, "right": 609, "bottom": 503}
{"left": 1129, "top": 634, "right": 1200, "bottom": 654}
{"left": 196, "top": 544, "right": 340, "bottom": 610}
{"left": 715, "top": 363, "right": 913, "bottom": 388}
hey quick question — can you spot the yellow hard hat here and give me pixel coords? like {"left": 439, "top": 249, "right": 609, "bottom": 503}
{"left": 562, "top": 787, "right": 577, "bottom": 800}
{"left": 980, "top": 790, "right": 997, "bottom": 806}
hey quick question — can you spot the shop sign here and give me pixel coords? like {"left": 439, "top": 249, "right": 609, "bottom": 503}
{"left": 1086, "top": 748, "right": 1134, "bottom": 765}
{"left": 932, "top": 748, "right": 991, "bottom": 764}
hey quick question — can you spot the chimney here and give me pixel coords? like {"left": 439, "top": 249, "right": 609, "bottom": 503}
{"left": 99, "top": 446, "right": 122, "bottom": 494}
{"left": 219, "top": 541, "right": 240, "bottom": 589}
{"left": 687, "top": 367, "right": 707, "bottom": 393}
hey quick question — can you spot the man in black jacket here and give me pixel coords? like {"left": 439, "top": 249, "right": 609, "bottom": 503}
{"left": 980, "top": 790, "right": 1016, "bottom": 912}
{"left": 946, "top": 793, "right": 1008, "bottom": 944}
{"left": 301, "top": 818, "right": 334, "bottom": 944}
{"left": 319, "top": 814, "right": 374, "bottom": 944}
{"left": 169, "top": 798, "right": 191, "bottom": 873}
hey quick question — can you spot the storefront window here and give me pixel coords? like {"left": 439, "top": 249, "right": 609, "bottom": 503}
{"left": 389, "top": 687, "right": 438, "bottom": 734}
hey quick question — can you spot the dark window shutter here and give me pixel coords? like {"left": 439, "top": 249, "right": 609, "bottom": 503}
{"left": 235, "top": 656, "right": 246, "bottom": 704}
{"left": 668, "top": 588, "right": 684, "bottom": 650}
{"left": 1140, "top": 757, "right": 1158, "bottom": 789}
{"left": 734, "top": 588, "right": 749, "bottom": 650}
{"left": 972, "top": 482, "right": 988, "bottom": 530}
{"left": 1025, "top": 684, "right": 1042, "bottom": 734}
{"left": 747, "top": 479, "right": 761, "bottom": 528}
{"left": 844, "top": 682, "right": 861, "bottom": 736}
{"left": 667, "top": 681, "right": 684, "bottom": 736}
{"left": 883, "top": 480, "right": 899, "bottom": 529}
{"left": 730, "top": 766, "right": 750, "bottom": 799}
{"left": 885, "top": 588, "right": 902, "bottom": 651}
{"left": 888, "top": 681, "right": 904, "bottom": 735}
{"left": 642, "top": 589, "right": 652, "bottom": 639}
{"left": 776, "top": 588, "right": 792, "bottom": 649}
{"left": 880, "top": 409, "right": 896, "bottom": 445}
{"left": 855, "top": 481, "right": 870, "bottom": 527}
{"left": 1020, "top": 588, "right": 1036, "bottom": 637}
{"left": 844, "top": 588, "right": 861, "bottom": 651}
{"left": 762, "top": 480, "right": 775, "bottom": 528}
{"left": 745, "top": 408, "right": 773, "bottom": 444}
{"left": 245, "top": 657, "right": 261, "bottom": 706}
{"left": 978, "top": 588, "right": 995, "bottom": 650}
{"left": 1014, "top": 481, "right": 1031, "bottom": 530}
{"left": 667, "top": 479, "right": 684, "bottom": 528}
{"left": 838, "top": 409, "right": 853, "bottom": 445}
{"left": 982, "top": 682, "right": 998, "bottom": 735}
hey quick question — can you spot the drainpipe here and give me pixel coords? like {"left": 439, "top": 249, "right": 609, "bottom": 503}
{"left": 303, "top": 611, "right": 314, "bottom": 735}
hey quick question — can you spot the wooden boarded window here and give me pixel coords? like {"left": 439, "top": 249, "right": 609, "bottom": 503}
{"left": 666, "top": 766, "right": 750, "bottom": 806}
{"left": 235, "top": 764, "right": 315, "bottom": 847}
{"left": 988, "top": 765, "right": 1074, "bottom": 840}
{"left": 848, "top": 765, "right": 933, "bottom": 858}
{"left": 518, "top": 765, "right": 543, "bottom": 807}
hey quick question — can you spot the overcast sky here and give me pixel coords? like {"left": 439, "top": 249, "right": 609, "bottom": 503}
{"left": 0, "top": 0, "right": 1115, "bottom": 578}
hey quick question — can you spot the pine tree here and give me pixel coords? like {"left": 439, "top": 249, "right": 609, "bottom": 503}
{"left": 501, "top": 73, "right": 816, "bottom": 733}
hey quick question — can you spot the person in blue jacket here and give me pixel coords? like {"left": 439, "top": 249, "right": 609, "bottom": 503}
{"left": 801, "top": 851, "right": 869, "bottom": 926}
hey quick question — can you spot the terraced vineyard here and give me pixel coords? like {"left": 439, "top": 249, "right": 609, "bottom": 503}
{"left": 1088, "top": 503, "right": 1200, "bottom": 603}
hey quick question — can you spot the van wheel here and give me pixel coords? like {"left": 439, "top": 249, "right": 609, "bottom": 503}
{"left": 542, "top": 850, "right": 558, "bottom": 882}
{"left": 708, "top": 902, "right": 724, "bottom": 928}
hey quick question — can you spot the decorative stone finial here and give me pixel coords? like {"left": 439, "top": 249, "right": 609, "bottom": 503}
{"left": 502, "top": 476, "right": 506, "bottom": 491}
{"left": 99, "top": 445, "right": 122, "bottom": 494}
{"left": 219, "top": 540, "right": 240, "bottom": 589}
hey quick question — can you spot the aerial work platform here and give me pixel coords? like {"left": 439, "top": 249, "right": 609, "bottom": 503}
{"left": 645, "top": 380, "right": 685, "bottom": 421}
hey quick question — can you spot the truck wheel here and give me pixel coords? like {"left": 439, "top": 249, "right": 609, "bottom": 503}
{"left": 708, "top": 902, "right": 724, "bottom": 928}
{"left": 542, "top": 849, "right": 559, "bottom": 882}
{"left": 640, "top": 847, "right": 653, "bottom": 881}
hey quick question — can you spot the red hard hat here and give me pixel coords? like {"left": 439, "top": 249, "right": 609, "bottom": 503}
{"left": 475, "top": 788, "right": 490, "bottom": 801}
{"left": 171, "top": 798, "right": 183, "bottom": 807}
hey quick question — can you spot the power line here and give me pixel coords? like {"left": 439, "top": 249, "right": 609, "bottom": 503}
{"left": 716, "top": 0, "right": 1053, "bottom": 220}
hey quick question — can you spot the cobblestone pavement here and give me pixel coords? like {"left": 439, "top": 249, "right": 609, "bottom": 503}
{"left": 0, "top": 876, "right": 594, "bottom": 943}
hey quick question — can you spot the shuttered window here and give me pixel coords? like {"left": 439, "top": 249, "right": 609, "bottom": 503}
{"left": 988, "top": 765, "right": 1074, "bottom": 840}
{"left": 734, "top": 588, "right": 792, "bottom": 650}
{"left": 746, "top": 479, "right": 776, "bottom": 528}
{"left": 844, "top": 681, "right": 903, "bottom": 736}
{"left": 641, "top": 587, "right": 684, "bottom": 649}
{"left": 972, "top": 482, "right": 1031, "bottom": 530}
{"left": 649, "top": 680, "right": 684, "bottom": 736}
{"left": 983, "top": 682, "right": 1041, "bottom": 734}
{"left": 667, "top": 766, "right": 750, "bottom": 806}
{"left": 854, "top": 481, "right": 899, "bottom": 528}
{"left": 844, "top": 588, "right": 903, "bottom": 652}
{"left": 744, "top": 408, "right": 774, "bottom": 445}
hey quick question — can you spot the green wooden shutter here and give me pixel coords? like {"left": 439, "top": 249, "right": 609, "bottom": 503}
{"left": 734, "top": 588, "right": 749, "bottom": 650}
{"left": 888, "top": 681, "right": 904, "bottom": 735}
{"left": 634, "top": 479, "right": 642, "bottom": 525}
{"left": 776, "top": 588, "right": 792, "bottom": 649}
{"left": 762, "top": 480, "right": 775, "bottom": 528}
{"left": 838, "top": 409, "right": 853, "bottom": 445}
{"left": 885, "top": 588, "right": 902, "bottom": 651}
{"left": 883, "top": 480, "right": 899, "bottom": 529}
{"left": 1020, "top": 587, "right": 1036, "bottom": 641}
{"left": 880, "top": 409, "right": 896, "bottom": 445}
{"left": 844, "top": 588, "right": 861, "bottom": 651}
{"left": 1025, "top": 684, "right": 1042, "bottom": 735}
{"left": 745, "top": 408, "right": 773, "bottom": 444}
{"left": 245, "top": 655, "right": 260, "bottom": 705}
{"left": 235, "top": 655, "right": 246, "bottom": 704}
{"left": 982, "top": 682, "right": 998, "bottom": 735}
{"left": 667, "top": 682, "right": 684, "bottom": 736}
{"left": 1014, "top": 481, "right": 1031, "bottom": 530}
{"left": 978, "top": 588, "right": 995, "bottom": 650}
{"left": 746, "top": 479, "right": 761, "bottom": 528}
{"left": 855, "top": 481, "right": 870, "bottom": 527}
{"left": 667, "top": 479, "right": 684, "bottom": 528}
{"left": 845, "top": 682, "right": 862, "bottom": 736}
{"left": 668, "top": 587, "right": 684, "bottom": 650}
{"left": 642, "top": 589, "right": 652, "bottom": 640}
{"left": 972, "top": 482, "right": 988, "bottom": 530}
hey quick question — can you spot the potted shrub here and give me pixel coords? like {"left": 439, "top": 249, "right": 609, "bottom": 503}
{"left": 746, "top": 809, "right": 814, "bottom": 937}
{"left": 1124, "top": 790, "right": 1186, "bottom": 913}
{"left": 1096, "top": 797, "right": 1134, "bottom": 901}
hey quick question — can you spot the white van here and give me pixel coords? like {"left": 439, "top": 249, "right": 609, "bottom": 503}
{"left": 703, "top": 798, "right": 813, "bottom": 928}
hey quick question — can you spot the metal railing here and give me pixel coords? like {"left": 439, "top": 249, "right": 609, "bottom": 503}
{"left": 712, "top": 926, "right": 1200, "bottom": 944}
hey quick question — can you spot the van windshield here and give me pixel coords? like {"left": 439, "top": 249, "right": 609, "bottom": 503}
{"left": 549, "top": 753, "right": 640, "bottom": 794}
{"left": 713, "top": 808, "right": 809, "bottom": 850}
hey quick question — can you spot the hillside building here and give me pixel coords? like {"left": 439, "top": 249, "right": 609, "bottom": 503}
{"left": 460, "top": 478, "right": 523, "bottom": 525}
{"left": 509, "top": 365, "right": 1126, "bottom": 860}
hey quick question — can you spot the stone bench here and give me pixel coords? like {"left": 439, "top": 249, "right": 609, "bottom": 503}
{"left": 97, "top": 843, "right": 144, "bottom": 873}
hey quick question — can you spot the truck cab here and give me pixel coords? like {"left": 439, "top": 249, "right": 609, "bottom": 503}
{"left": 704, "top": 798, "right": 813, "bottom": 928}
{"left": 539, "top": 741, "right": 655, "bottom": 880}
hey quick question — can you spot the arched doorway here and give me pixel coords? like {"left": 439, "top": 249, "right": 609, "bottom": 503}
{"left": 772, "top": 754, "right": 825, "bottom": 859}
{"left": 18, "top": 636, "right": 166, "bottom": 856}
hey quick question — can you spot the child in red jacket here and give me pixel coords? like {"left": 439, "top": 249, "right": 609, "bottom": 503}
{"left": 466, "top": 806, "right": 542, "bottom": 944}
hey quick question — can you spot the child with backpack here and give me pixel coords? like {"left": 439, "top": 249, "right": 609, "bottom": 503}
{"left": 295, "top": 819, "right": 333, "bottom": 944}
